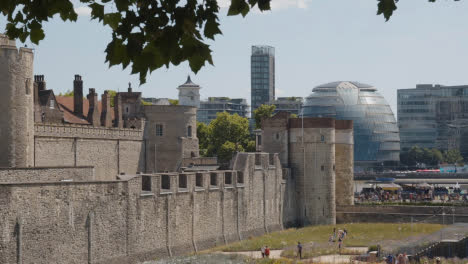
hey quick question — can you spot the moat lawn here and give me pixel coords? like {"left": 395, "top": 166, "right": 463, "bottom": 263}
{"left": 212, "top": 223, "right": 445, "bottom": 253}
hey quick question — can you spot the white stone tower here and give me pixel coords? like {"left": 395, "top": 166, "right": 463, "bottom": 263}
{"left": 177, "top": 75, "right": 200, "bottom": 108}
{"left": 0, "top": 34, "right": 35, "bottom": 167}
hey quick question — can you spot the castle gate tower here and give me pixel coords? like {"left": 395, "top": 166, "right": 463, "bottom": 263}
{"left": 0, "top": 34, "right": 34, "bottom": 167}
{"left": 289, "top": 118, "right": 336, "bottom": 225}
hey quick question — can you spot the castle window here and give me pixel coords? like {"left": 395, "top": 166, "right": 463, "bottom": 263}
{"left": 190, "top": 96, "right": 194, "bottom": 100}
{"left": 126, "top": 107, "right": 129, "bottom": 113}
{"left": 142, "top": 176, "right": 152, "bottom": 192}
{"left": 210, "top": 173, "right": 218, "bottom": 187}
{"left": 224, "top": 172, "right": 232, "bottom": 185}
{"left": 321, "top": 135, "right": 325, "bottom": 142}
{"left": 237, "top": 171, "right": 244, "bottom": 184}
{"left": 196, "top": 173, "right": 203, "bottom": 187}
{"left": 187, "top": 125, "right": 192, "bottom": 137}
{"left": 49, "top": 99, "right": 55, "bottom": 109}
{"left": 178, "top": 174, "right": 187, "bottom": 189}
{"left": 161, "top": 175, "right": 170, "bottom": 190}
{"left": 321, "top": 165, "right": 324, "bottom": 171}
{"left": 156, "top": 124, "right": 164, "bottom": 136}
{"left": 333, "top": 164, "right": 335, "bottom": 171}
{"left": 276, "top": 133, "right": 279, "bottom": 140}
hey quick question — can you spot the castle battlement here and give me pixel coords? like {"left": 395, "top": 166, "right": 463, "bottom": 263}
{"left": 34, "top": 123, "right": 144, "bottom": 140}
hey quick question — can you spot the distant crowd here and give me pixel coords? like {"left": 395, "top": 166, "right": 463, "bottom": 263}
{"left": 356, "top": 187, "right": 468, "bottom": 204}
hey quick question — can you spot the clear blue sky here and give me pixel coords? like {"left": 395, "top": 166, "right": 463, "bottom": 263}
{"left": 2, "top": 0, "right": 468, "bottom": 114}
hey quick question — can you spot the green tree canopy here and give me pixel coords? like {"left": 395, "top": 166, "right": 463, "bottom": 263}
{"left": 0, "top": 0, "right": 438, "bottom": 84}
{"left": 400, "top": 146, "right": 462, "bottom": 166}
{"left": 444, "top": 149, "right": 463, "bottom": 165}
{"left": 253, "top": 104, "right": 276, "bottom": 129}
{"left": 168, "top": 99, "right": 179, "bottom": 106}
{"left": 197, "top": 112, "right": 253, "bottom": 164}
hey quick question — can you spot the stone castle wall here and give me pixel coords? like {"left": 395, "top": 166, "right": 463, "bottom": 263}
{"left": 34, "top": 124, "right": 145, "bottom": 181}
{"left": 335, "top": 121, "right": 354, "bottom": 206}
{"left": 0, "top": 153, "right": 283, "bottom": 264}
{"left": 0, "top": 166, "right": 94, "bottom": 183}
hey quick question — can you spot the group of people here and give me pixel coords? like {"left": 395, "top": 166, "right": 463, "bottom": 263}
{"left": 386, "top": 253, "right": 410, "bottom": 264}
{"left": 260, "top": 245, "right": 270, "bottom": 258}
{"left": 329, "top": 227, "right": 348, "bottom": 252}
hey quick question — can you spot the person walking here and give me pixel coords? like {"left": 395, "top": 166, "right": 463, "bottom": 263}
{"left": 338, "top": 236, "right": 343, "bottom": 254}
{"left": 265, "top": 246, "right": 270, "bottom": 258}
{"left": 297, "top": 242, "right": 303, "bottom": 259}
{"left": 260, "top": 245, "right": 265, "bottom": 258}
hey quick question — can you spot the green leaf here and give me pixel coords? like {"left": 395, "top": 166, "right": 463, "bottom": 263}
{"left": 204, "top": 19, "right": 221, "bottom": 40}
{"left": 377, "top": 0, "right": 397, "bottom": 21}
{"left": 228, "top": 0, "right": 250, "bottom": 17}
{"left": 29, "top": 20, "right": 45, "bottom": 44}
{"left": 89, "top": 3, "right": 104, "bottom": 20}
{"left": 103, "top": 13, "right": 122, "bottom": 30}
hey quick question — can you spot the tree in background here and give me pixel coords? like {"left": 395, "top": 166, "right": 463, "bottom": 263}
{"left": 168, "top": 99, "right": 179, "bottom": 106}
{"left": 400, "top": 146, "right": 462, "bottom": 167}
{"left": 444, "top": 149, "right": 464, "bottom": 165}
{"left": 253, "top": 104, "right": 276, "bottom": 129}
{"left": 197, "top": 112, "right": 254, "bottom": 164}
{"left": 1, "top": 0, "right": 425, "bottom": 83}
{"left": 197, "top": 122, "right": 210, "bottom": 156}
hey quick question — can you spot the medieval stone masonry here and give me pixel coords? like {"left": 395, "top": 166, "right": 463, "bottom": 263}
{"left": 0, "top": 34, "right": 354, "bottom": 263}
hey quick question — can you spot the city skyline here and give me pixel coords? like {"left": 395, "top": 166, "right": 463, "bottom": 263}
{"left": 2, "top": 0, "right": 468, "bottom": 115}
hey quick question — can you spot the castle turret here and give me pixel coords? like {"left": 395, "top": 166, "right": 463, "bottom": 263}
{"left": 101, "top": 91, "right": 112, "bottom": 127}
{"left": 114, "top": 93, "right": 123, "bottom": 128}
{"left": 177, "top": 75, "right": 201, "bottom": 108}
{"left": 73, "top": 75, "right": 83, "bottom": 116}
{"left": 87, "top": 88, "right": 100, "bottom": 126}
{"left": 0, "top": 34, "right": 35, "bottom": 167}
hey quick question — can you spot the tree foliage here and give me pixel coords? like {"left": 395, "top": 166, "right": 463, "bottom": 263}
{"left": 168, "top": 99, "right": 179, "bottom": 106}
{"left": 253, "top": 104, "right": 276, "bottom": 129}
{"left": 197, "top": 112, "right": 253, "bottom": 164}
{"left": 400, "top": 146, "right": 463, "bottom": 166}
{"left": 0, "top": 0, "right": 444, "bottom": 84}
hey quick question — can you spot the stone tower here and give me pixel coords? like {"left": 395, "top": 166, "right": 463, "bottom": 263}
{"left": 0, "top": 34, "right": 35, "bottom": 167}
{"left": 288, "top": 118, "right": 336, "bottom": 226}
{"left": 335, "top": 120, "right": 354, "bottom": 206}
{"left": 177, "top": 75, "right": 200, "bottom": 108}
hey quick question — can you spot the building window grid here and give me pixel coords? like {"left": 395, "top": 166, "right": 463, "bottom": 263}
{"left": 156, "top": 124, "right": 164, "bottom": 136}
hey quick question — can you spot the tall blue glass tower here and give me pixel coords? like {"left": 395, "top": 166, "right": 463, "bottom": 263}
{"left": 251, "top": 45, "right": 275, "bottom": 113}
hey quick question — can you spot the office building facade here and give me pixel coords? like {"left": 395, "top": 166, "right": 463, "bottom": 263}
{"left": 197, "top": 97, "right": 249, "bottom": 124}
{"left": 270, "top": 97, "right": 303, "bottom": 116}
{"left": 303, "top": 81, "right": 400, "bottom": 170}
{"left": 251, "top": 45, "right": 275, "bottom": 112}
{"left": 398, "top": 84, "right": 468, "bottom": 157}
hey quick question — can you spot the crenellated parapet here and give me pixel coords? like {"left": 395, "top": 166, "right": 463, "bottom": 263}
{"left": 34, "top": 123, "right": 144, "bottom": 141}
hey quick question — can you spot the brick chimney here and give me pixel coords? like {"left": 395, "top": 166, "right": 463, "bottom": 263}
{"left": 73, "top": 75, "right": 83, "bottom": 116}
{"left": 34, "top": 75, "right": 46, "bottom": 91}
{"left": 114, "top": 93, "right": 123, "bottom": 128}
{"left": 100, "top": 91, "right": 112, "bottom": 127}
{"left": 87, "top": 88, "right": 100, "bottom": 126}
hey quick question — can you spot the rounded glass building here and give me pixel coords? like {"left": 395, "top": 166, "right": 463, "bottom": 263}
{"left": 303, "top": 81, "right": 400, "bottom": 170}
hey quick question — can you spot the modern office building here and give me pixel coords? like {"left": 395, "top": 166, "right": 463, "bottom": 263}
{"left": 303, "top": 81, "right": 400, "bottom": 170}
{"left": 270, "top": 97, "right": 303, "bottom": 116}
{"left": 398, "top": 84, "right": 468, "bottom": 157}
{"left": 251, "top": 45, "right": 275, "bottom": 112}
{"left": 197, "top": 97, "right": 249, "bottom": 124}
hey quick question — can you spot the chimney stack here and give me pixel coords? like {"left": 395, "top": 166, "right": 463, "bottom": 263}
{"left": 114, "top": 93, "right": 123, "bottom": 128}
{"left": 34, "top": 75, "right": 46, "bottom": 91}
{"left": 87, "top": 88, "right": 100, "bottom": 126}
{"left": 73, "top": 75, "right": 83, "bottom": 116}
{"left": 101, "top": 91, "right": 112, "bottom": 127}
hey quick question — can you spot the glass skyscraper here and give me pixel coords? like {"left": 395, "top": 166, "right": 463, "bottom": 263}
{"left": 303, "top": 81, "right": 400, "bottom": 170}
{"left": 398, "top": 84, "right": 468, "bottom": 157}
{"left": 251, "top": 45, "right": 275, "bottom": 112}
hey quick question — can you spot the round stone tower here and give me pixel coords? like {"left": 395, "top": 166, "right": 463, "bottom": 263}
{"left": 288, "top": 118, "right": 336, "bottom": 225}
{"left": 177, "top": 75, "right": 201, "bottom": 108}
{"left": 0, "top": 34, "right": 35, "bottom": 167}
